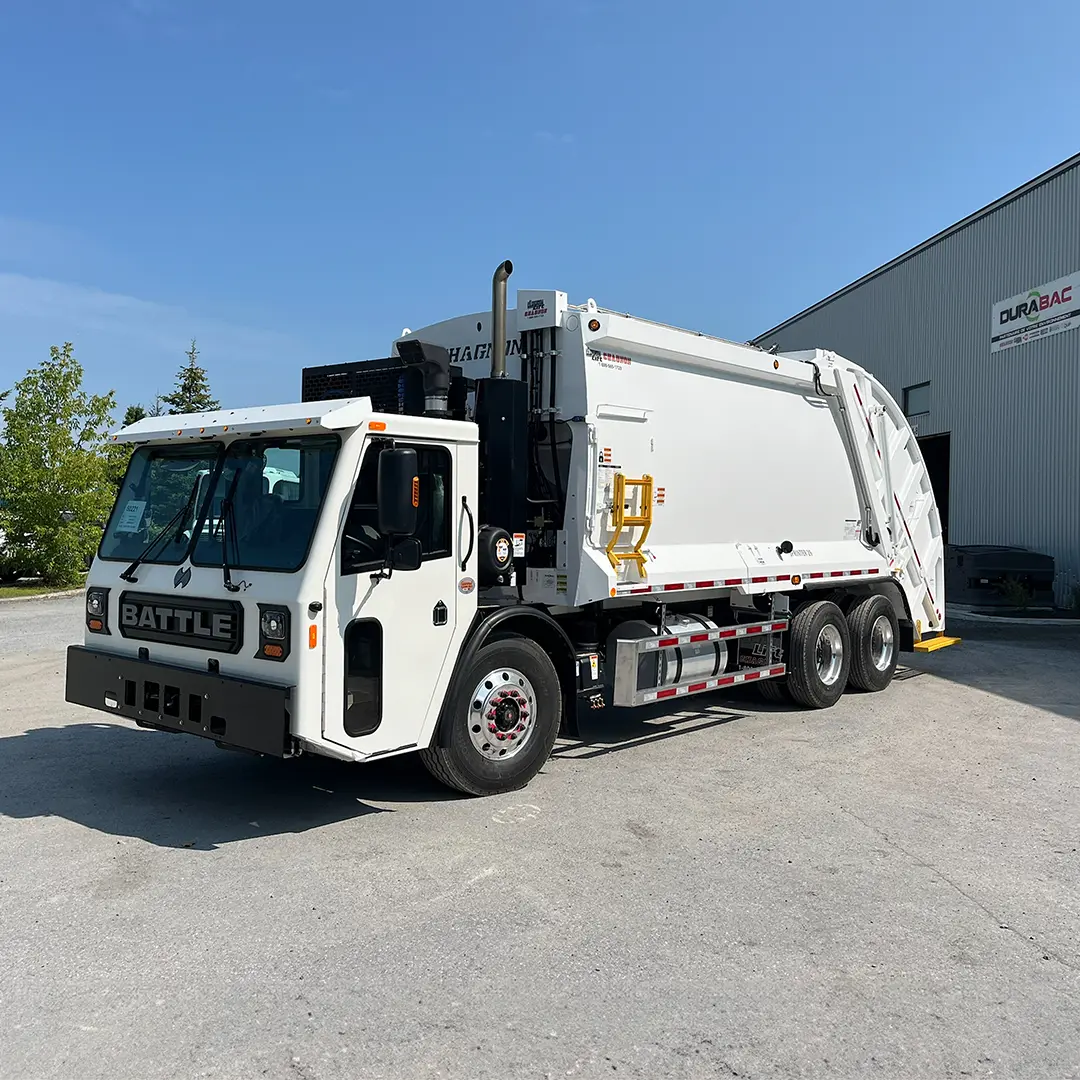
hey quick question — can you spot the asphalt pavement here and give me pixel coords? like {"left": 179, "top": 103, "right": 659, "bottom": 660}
{"left": 1, "top": 597, "right": 1079, "bottom": 1080}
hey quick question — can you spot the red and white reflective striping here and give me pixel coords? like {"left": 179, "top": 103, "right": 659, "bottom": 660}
{"left": 646, "top": 621, "right": 788, "bottom": 651}
{"left": 615, "top": 569, "right": 885, "bottom": 596}
{"left": 640, "top": 664, "right": 787, "bottom": 704}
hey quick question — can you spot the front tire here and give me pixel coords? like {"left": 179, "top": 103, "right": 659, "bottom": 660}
{"left": 846, "top": 594, "right": 899, "bottom": 692}
{"left": 420, "top": 637, "right": 562, "bottom": 795}
{"left": 786, "top": 600, "right": 851, "bottom": 709}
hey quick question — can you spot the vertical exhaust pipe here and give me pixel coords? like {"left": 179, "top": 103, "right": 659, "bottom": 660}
{"left": 491, "top": 259, "right": 513, "bottom": 378}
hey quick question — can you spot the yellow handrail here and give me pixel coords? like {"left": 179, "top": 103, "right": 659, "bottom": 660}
{"left": 606, "top": 473, "right": 653, "bottom": 577}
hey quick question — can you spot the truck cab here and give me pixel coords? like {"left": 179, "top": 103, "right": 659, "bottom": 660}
{"left": 67, "top": 399, "right": 481, "bottom": 764}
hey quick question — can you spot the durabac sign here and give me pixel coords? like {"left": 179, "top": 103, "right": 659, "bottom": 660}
{"left": 991, "top": 271, "right": 1079, "bottom": 353}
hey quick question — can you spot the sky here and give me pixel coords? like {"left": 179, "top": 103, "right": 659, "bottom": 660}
{"left": 0, "top": 0, "right": 1077, "bottom": 415}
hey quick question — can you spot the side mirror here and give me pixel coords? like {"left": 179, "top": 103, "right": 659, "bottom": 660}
{"left": 390, "top": 537, "right": 422, "bottom": 572}
{"left": 377, "top": 447, "right": 419, "bottom": 538}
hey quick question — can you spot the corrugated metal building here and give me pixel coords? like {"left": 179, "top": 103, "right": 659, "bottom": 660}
{"left": 754, "top": 152, "right": 1080, "bottom": 606}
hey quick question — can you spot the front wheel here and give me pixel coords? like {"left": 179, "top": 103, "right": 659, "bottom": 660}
{"left": 786, "top": 600, "right": 851, "bottom": 709}
{"left": 420, "top": 637, "right": 562, "bottom": 795}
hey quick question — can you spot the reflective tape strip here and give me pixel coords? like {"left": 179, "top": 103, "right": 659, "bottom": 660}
{"left": 641, "top": 621, "right": 788, "bottom": 651}
{"left": 639, "top": 664, "right": 787, "bottom": 704}
{"left": 615, "top": 570, "right": 884, "bottom": 595}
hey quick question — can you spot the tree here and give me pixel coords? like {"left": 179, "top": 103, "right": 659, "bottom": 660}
{"left": 123, "top": 403, "right": 147, "bottom": 426}
{"left": 0, "top": 343, "right": 117, "bottom": 586}
{"left": 162, "top": 339, "right": 219, "bottom": 415}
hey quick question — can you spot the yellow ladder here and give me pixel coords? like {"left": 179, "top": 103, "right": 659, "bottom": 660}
{"left": 606, "top": 473, "right": 654, "bottom": 577}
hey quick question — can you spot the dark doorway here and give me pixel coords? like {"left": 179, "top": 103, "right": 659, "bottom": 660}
{"left": 918, "top": 432, "right": 950, "bottom": 544}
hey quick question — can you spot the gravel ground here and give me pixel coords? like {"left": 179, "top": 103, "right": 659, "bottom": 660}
{"left": 1, "top": 597, "right": 1078, "bottom": 1080}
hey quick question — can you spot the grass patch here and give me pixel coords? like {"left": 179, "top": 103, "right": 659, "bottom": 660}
{"left": 0, "top": 581, "right": 79, "bottom": 600}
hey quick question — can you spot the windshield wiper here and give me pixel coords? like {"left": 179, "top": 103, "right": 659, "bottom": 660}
{"left": 119, "top": 478, "right": 201, "bottom": 583}
{"left": 217, "top": 467, "right": 245, "bottom": 593}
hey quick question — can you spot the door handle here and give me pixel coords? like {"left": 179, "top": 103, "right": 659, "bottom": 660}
{"left": 461, "top": 495, "right": 475, "bottom": 572}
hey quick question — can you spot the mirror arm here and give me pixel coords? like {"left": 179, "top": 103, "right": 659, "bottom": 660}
{"left": 369, "top": 540, "right": 396, "bottom": 583}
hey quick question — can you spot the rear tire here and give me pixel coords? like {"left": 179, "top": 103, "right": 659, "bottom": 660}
{"left": 420, "top": 637, "right": 562, "bottom": 795}
{"left": 758, "top": 678, "right": 790, "bottom": 703}
{"left": 786, "top": 600, "right": 851, "bottom": 709}
{"left": 847, "top": 594, "right": 899, "bottom": 692}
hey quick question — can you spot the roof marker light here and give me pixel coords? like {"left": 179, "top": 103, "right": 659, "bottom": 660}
{"left": 369, "top": 421, "right": 386, "bottom": 431}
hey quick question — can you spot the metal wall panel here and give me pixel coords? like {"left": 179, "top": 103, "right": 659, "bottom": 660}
{"left": 755, "top": 163, "right": 1080, "bottom": 606}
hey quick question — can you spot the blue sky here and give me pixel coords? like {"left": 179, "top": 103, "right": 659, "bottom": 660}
{"left": 1, "top": 0, "right": 1077, "bottom": 415}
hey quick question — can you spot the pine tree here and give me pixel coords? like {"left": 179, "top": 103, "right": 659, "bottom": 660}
{"left": 123, "top": 403, "right": 147, "bottom": 426}
{"left": 162, "top": 339, "right": 219, "bottom": 415}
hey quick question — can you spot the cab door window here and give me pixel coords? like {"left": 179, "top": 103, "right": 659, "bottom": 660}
{"left": 341, "top": 442, "right": 451, "bottom": 574}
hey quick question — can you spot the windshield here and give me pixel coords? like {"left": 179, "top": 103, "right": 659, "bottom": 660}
{"left": 99, "top": 444, "right": 221, "bottom": 564}
{"left": 192, "top": 435, "right": 340, "bottom": 572}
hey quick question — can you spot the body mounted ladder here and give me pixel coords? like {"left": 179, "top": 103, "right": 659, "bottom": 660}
{"left": 606, "top": 473, "right": 653, "bottom": 577}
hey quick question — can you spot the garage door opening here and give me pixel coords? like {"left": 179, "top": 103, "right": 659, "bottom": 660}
{"left": 917, "top": 432, "right": 950, "bottom": 545}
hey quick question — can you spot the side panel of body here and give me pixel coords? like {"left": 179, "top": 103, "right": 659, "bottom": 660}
{"left": 564, "top": 317, "right": 886, "bottom": 605}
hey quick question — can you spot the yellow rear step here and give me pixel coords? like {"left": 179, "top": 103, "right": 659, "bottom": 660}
{"left": 914, "top": 634, "right": 962, "bottom": 653}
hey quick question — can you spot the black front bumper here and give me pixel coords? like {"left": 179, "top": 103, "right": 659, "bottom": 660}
{"left": 66, "top": 645, "right": 294, "bottom": 756}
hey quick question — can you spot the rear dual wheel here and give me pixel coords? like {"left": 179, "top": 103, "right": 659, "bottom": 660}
{"left": 761, "top": 594, "right": 899, "bottom": 708}
{"left": 786, "top": 600, "right": 852, "bottom": 709}
{"left": 846, "top": 594, "right": 899, "bottom": 692}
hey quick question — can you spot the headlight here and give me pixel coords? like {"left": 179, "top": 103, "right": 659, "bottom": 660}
{"left": 256, "top": 605, "right": 290, "bottom": 661}
{"left": 260, "top": 610, "right": 287, "bottom": 640}
{"left": 86, "top": 588, "right": 110, "bottom": 634}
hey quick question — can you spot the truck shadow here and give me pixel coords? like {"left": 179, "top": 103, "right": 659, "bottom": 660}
{"left": 902, "top": 620, "right": 1080, "bottom": 723}
{"left": 554, "top": 699, "right": 750, "bottom": 760}
{"left": 0, "top": 722, "right": 456, "bottom": 850}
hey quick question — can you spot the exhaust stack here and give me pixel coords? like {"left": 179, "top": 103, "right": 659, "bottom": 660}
{"left": 491, "top": 260, "right": 513, "bottom": 378}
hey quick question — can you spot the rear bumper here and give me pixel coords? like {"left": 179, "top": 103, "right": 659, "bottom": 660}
{"left": 65, "top": 645, "right": 295, "bottom": 757}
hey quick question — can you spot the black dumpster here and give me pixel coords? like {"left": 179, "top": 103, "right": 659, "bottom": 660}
{"left": 945, "top": 545, "right": 1055, "bottom": 609}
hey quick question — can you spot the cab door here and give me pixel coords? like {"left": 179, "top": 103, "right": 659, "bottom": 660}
{"left": 321, "top": 436, "right": 477, "bottom": 756}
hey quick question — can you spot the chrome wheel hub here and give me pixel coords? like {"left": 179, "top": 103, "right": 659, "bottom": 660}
{"left": 870, "top": 614, "right": 895, "bottom": 672}
{"left": 467, "top": 668, "right": 537, "bottom": 761}
{"left": 815, "top": 624, "right": 844, "bottom": 686}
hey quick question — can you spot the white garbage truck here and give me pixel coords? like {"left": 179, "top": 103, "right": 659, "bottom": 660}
{"left": 66, "top": 261, "right": 954, "bottom": 794}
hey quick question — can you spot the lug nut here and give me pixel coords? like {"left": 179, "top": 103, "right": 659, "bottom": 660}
{"left": 488, "top": 722, "right": 497, "bottom": 732}
{"left": 495, "top": 732, "right": 506, "bottom": 741}
{"left": 516, "top": 724, "right": 525, "bottom": 732}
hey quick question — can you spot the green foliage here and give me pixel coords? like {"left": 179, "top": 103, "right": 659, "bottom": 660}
{"left": 123, "top": 403, "right": 147, "bottom": 426}
{"left": 0, "top": 343, "right": 117, "bottom": 587}
{"left": 162, "top": 339, "right": 219, "bottom": 415}
{"left": 999, "top": 576, "right": 1033, "bottom": 609}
